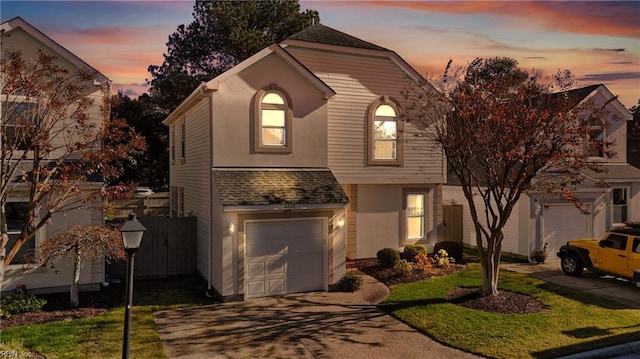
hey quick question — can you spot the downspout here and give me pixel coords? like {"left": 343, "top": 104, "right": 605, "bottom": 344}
{"left": 208, "top": 90, "right": 214, "bottom": 292}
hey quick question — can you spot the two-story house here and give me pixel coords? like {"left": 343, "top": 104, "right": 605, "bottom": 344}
{"left": 443, "top": 84, "right": 639, "bottom": 260}
{"left": 1, "top": 17, "right": 109, "bottom": 293}
{"left": 164, "top": 24, "right": 445, "bottom": 301}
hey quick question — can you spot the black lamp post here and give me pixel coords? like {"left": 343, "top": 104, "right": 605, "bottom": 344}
{"left": 120, "top": 213, "right": 146, "bottom": 359}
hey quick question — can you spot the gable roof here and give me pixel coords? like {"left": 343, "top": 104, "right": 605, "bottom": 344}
{"left": 1, "top": 17, "right": 109, "bottom": 84}
{"left": 286, "top": 23, "right": 389, "bottom": 51}
{"left": 213, "top": 169, "right": 349, "bottom": 210}
{"left": 163, "top": 43, "right": 336, "bottom": 126}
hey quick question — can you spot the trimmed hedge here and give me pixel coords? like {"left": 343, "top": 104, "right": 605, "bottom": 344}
{"left": 377, "top": 248, "right": 400, "bottom": 268}
{"left": 402, "top": 244, "right": 427, "bottom": 262}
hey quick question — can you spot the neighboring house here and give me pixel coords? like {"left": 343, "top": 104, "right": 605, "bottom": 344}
{"left": 1, "top": 17, "right": 109, "bottom": 293}
{"left": 164, "top": 24, "right": 445, "bottom": 301}
{"left": 444, "top": 84, "right": 639, "bottom": 260}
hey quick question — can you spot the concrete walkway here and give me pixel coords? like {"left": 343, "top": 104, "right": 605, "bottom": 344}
{"left": 154, "top": 271, "right": 482, "bottom": 359}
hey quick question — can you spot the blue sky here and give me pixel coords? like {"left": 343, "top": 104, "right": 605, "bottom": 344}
{"left": 2, "top": 0, "right": 638, "bottom": 107}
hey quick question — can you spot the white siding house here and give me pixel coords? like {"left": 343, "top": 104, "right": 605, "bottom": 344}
{"left": 1, "top": 17, "right": 109, "bottom": 293}
{"left": 443, "top": 84, "right": 639, "bottom": 259}
{"left": 164, "top": 24, "right": 445, "bottom": 301}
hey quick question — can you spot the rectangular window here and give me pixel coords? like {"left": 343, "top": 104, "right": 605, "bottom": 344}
{"left": 373, "top": 120, "right": 397, "bottom": 160}
{"left": 178, "top": 187, "right": 184, "bottom": 217}
{"left": 261, "top": 109, "right": 286, "bottom": 146}
{"left": 180, "top": 121, "right": 186, "bottom": 162}
{"left": 2, "top": 99, "right": 40, "bottom": 150}
{"left": 170, "top": 126, "right": 176, "bottom": 164}
{"left": 612, "top": 188, "right": 628, "bottom": 224}
{"left": 170, "top": 186, "right": 178, "bottom": 217}
{"left": 406, "top": 193, "right": 425, "bottom": 239}
{"left": 588, "top": 124, "right": 604, "bottom": 157}
{"left": 6, "top": 202, "right": 36, "bottom": 265}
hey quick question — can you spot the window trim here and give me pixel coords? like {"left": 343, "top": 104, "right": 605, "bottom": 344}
{"left": 2, "top": 96, "right": 44, "bottom": 151}
{"left": 612, "top": 187, "right": 628, "bottom": 225}
{"left": 170, "top": 125, "right": 176, "bottom": 165}
{"left": 6, "top": 201, "right": 37, "bottom": 266}
{"left": 402, "top": 188, "right": 430, "bottom": 242}
{"left": 180, "top": 120, "right": 186, "bottom": 163}
{"left": 367, "top": 96, "right": 403, "bottom": 166}
{"left": 252, "top": 85, "right": 293, "bottom": 154}
{"left": 587, "top": 121, "right": 605, "bottom": 158}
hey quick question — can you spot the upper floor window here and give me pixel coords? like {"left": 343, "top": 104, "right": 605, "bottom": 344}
{"left": 6, "top": 202, "right": 36, "bottom": 265}
{"left": 588, "top": 120, "right": 604, "bottom": 158}
{"left": 253, "top": 86, "right": 292, "bottom": 153}
{"left": 170, "top": 125, "right": 176, "bottom": 165}
{"left": 367, "top": 97, "right": 402, "bottom": 165}
{"left": 2, "top": 98, "right": 41, "bottom": 151}
{"left": 180, "top": 121, "right": 186, "bottom": 163}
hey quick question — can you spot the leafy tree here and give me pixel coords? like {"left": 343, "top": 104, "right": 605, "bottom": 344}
{"left": 0, "top": 49, "right": 146, "bottom": 289}
{"left": 109, "top": 92, "right": 168, "bottom": 189}
{"left": 148, "top": 0, "right": 319, "bottom": 112}
{"left": 38, "top": 225, "right": 124, "bottom": 307}
{"left": 404, "top": 58, "right": 613, "bottom": 296}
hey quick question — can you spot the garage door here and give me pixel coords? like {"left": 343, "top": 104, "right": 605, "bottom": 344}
{"left": 245, "top": 219, "right": 325, "bottom": 299}
{"left": 543, "top": 205, "right": 590, "bottom": 257}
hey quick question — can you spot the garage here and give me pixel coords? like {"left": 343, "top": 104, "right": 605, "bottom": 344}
{"left": 245, "top": 219, "right": 326, "bottom": 299}
{"left": 542, "top": 205, "right": 590, "bottom": 257}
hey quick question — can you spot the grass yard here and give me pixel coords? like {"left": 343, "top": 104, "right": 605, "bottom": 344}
{"left": 0, "top": 275, "right": 213, "bottom": 359}
{"left": 380, "top": 263, "right": 640, "bottom": 359}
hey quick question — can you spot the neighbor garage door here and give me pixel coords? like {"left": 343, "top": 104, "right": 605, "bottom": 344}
{"left": 543, "top": 205, "right": 590, "bottom": 257}
{"left": 245, "top": 219, "right": 325, "bottom": 299}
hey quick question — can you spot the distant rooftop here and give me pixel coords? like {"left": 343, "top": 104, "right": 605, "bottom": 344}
{"left": 286, "top": 23, "right": 389, "bottom": 52}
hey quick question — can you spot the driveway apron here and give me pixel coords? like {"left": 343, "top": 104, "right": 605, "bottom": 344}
{"left": 154, "top": 273, "right": 482, "bottom": 359}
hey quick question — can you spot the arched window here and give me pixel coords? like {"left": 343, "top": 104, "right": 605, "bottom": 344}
{"left": 367, "top": 97, "right": 402, "bottom": 165}
{"left": 253, "top": 86, "right": 293, "bottom": 153}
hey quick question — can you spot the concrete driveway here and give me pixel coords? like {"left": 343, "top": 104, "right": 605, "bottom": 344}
{"left": 154, "top": 273, "right": 481, "bottom": 359}
{"left": 502, "top": 260, "right": 640, "bottom": 308}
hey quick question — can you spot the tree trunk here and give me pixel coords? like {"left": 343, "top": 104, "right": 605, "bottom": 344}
{"left": 480, "top": 250, "right": 500, "bottom": 296}
{"left": 70, "top": 248, "right": 82, "bottom": 307}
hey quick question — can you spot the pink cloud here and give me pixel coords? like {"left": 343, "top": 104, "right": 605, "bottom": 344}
{"left": 350, "top": 1, "right": 640, "bottom": 39}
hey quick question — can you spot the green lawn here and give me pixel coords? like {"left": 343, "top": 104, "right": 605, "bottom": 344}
{"left": 380, "top": 263, "right": 640, "bottom": 359}
{"left": 1, "top": 275, "right": 213, "bottom": 359}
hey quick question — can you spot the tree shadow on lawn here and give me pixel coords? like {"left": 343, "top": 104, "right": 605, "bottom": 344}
{"left": 536, "top": 282, "right": 635, "bottom": 310}
{"left": 531, "top": 330, "right": 640, "bottom": 359}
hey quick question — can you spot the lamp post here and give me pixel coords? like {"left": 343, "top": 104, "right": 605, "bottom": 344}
{"left": 120, "top": 213, "right": 146, "bottom": 359}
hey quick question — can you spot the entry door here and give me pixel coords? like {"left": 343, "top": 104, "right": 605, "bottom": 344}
{"left": 245, "top": 219, "right": 325, "bottom": 299}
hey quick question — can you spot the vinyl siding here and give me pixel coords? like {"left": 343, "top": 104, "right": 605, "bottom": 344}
{"left": 286, "top": 47, "right": 444, "bottom": 184}
{"left": 170, "top": 98, "right": 211, "bottom": 279}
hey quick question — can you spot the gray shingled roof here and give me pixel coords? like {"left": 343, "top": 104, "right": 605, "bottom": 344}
{"left": 286, "top": 23, "right": 389, "bottom": 52}
{"left": 213, "top": 169, "right": 349, "bottom": 206}
{"left": 580, "top": 164, "right": 640, "bottom": 180}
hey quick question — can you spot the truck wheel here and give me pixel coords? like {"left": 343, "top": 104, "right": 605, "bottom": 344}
{"left": 561, "top": 254, "right": 584, "bottom": 277}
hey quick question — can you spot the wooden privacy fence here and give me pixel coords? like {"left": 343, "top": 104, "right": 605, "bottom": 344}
{"left": 107, "top": 216, "right": 197, "bottom": 279}
{"left": 109, "top": 192, "right": 170, "bottom": 219}
{"left": 443, "top": 204, "right": 463, "bottom": 244}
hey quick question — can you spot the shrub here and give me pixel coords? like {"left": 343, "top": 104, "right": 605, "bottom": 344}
{"left": 414, "top": 252, "right": 433, "bottom": 273}
{"left": 377, "top": 248, "right": 400, "bottom": 268}
{"left": 393, "top": 259, "right": 413, "bottom": 276}
{"left": 335, "top": 271, "right": 364, "bottom": 292}
{"left": 435, "top": 249, "right": 450, "bottom": 268}
{"left": 433, "top": 241, "right": 463, "bottom": 263}
{"left": 402, "top": 244, "right": 427, "bottom": 262}
{"left": 0, "top": 284, "right": 46, "bottom": 317}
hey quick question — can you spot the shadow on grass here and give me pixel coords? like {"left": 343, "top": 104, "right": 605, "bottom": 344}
{"left": 378, "top": 298, "right": 448, "bottom": 313}
{"left": 531, "top": 330, "right": 640, "bottom": 359}
{"left": 537, "top": 282, "right": 634, "bottom": 310}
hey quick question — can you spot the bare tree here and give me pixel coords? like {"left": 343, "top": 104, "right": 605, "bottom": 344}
{"left": 404, "top": 58, "right": 614, "bottom": 296}
{"left": 1, "top": 49, "right": 146, "bottom": 290}
{"left": 38, "top": 225, "right": 125, "bottom": 307}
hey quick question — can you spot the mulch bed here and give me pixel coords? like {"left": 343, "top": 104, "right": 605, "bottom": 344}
{"left": 353, "top": 257, "right": 548, "bottom": 314}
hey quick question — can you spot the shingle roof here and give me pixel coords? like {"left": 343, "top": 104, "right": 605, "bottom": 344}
{"left": 286, "top": 23, "right": 389, "bottom": 52}
{"left": 213, "top": 169, "right": 349, "bottom": 207}
{"left": 580, "top": 164, "right": 640, "bottom": 181}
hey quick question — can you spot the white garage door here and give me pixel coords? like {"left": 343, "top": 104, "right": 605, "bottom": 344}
{"left": 543, "top": 205, "right": 590, "bottom": 257}
{"left": 245, "top": 219, "right": 325, "bottom": 299}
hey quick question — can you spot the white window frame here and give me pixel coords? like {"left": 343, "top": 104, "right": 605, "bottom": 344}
{"left": 180, "top": 120, "right": 186, "bottom": 163}
{"left": 367, "top": 96, "right": 403, "bottom": 166}
{"left": 253, "top": 85, "right": 293, "bottom": 154}
{"left": 612, "top": 187, "right": 628, "bottom": 225}
{"left": 588, "top": 123, "right": 605, "bottom": 158}
{"left": 2, "top": 95, "right": 43, "bottom": 152}
{"left": 170, "top": 125, "right": 176, "bottom": 165}
{"left": 403, "top": 188, "right": 431, "bottom": 242}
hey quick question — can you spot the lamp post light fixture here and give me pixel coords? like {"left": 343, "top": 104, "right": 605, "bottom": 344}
{"left": 120, "top": 213, "right": 146, "bottom": 359}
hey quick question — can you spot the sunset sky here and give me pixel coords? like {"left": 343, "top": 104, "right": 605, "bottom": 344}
{"left": 1, "top": 1, "right": 638, "bottom": 108}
